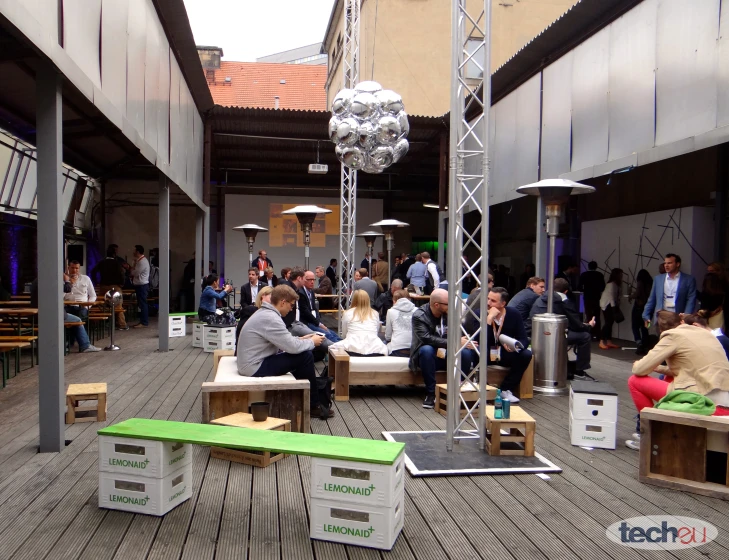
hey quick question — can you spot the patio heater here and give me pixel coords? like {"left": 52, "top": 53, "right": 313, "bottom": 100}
{"left": 370, "top": 219, "right": 409, "bottom": 283}
{"left": 282, "top": 206, "right": 332, "bottom": 271}
{"left": 103, "top": 288, "right": 122, "bottom": 351}
{"left": 516, "top": 178, "right": 595, "bottom": 394}
{"left": 356, "top": 231, "right": 384, "bottom": 278}
{"left": 232, "top": 223, "right": 268, "bottom": 272}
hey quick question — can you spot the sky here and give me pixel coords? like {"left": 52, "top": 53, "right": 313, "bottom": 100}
{"left": 182, "top": 0, "right": 336, "bottom": 62}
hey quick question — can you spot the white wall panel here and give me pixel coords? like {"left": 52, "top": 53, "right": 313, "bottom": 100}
{"left": 655, "top": 0, "right": 719, "bottom": 145}
{"left": 25, "top": 0, "right": 59, "bottom": 45}
{"left": 144, "top": 2, "right": 161, "bottom": 150}
{"left": 514, "top": 74, "right": 541, "bottom": 190}
{"left": 63, "top": 0, "right": 102, "bottom": 88}
{"left": 157, "top": 40, "right": 171, "bottom": 165}
{"left": 492, "top": 93, "right": 516, "bottom": 205}
{"left": 718, "top": 0, "right": 729, "bottom": 127}
{"left": 168, "top": 57, "right": 182, "bottom": 185}
{"left": 541, "top": 53, "right": 573, "bottom": 179}
{"left": 608, "top": 0, "right": 657, "bottom": 160}
{"left": 101, "top": 0, "right": 129, "bottom": 116}
{"left": 194, "top": 112, "right": 204, "bottom": 199}
{"left": 126, "top": 0, "right": 147, "bottom": 137}
{"left": 571, "top": 28, "right": 609, "bottom": 170}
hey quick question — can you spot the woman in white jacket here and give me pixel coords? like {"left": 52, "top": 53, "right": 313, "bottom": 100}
{"left": 599, "top": 268, "right": 623, "bottom": 350}
{"left": 331, "top": 289, "right": 388, "bottom": 356}
{"left": 386, "top": 290, "right": 417, "bottom": 357}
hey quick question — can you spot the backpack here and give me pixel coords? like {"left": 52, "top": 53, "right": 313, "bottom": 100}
{"left": 316, "top": 370, "right": 333, "bottom": 419}
{"left": 424, "top": 260, "right": 444, "bottom": 295}
{"left": 149, "top": 265, "right": 160, "bottom": 290}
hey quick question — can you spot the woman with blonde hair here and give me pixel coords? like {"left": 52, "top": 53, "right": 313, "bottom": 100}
{"left": 331, "top": 289, "right": 388, "bottom": 356}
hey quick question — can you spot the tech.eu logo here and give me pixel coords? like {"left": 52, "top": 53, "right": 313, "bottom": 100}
{"left": 606, "top": 516, "right": 717, "bottom": 550}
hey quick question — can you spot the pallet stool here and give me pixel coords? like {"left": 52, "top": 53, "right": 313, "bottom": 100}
{"left": 435, "top": 382, "right": 497, "bottom": 418}
{"left": 66, "top": 383, "right": 107, "bottom": 424}
{"left": 210, "top": 412, "right": 291, "bottom": 467}
{"left": 485, "top": 405, "right": 536, "bottom": 456}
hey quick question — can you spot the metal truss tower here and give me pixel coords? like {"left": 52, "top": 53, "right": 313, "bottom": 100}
{"left": 337, "top": 0, "right": 361, "bottom": 331}
{"left": 446, "top": 0, "right": 492, "bottom": 451}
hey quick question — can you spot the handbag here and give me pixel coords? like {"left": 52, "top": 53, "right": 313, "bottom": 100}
{"left": 613, "top": 305, "right": 625, "bottom": 324}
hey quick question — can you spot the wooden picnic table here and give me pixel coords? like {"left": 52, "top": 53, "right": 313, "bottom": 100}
{"left": 0, "top": 309, "right": 39, "bottom": 373}
{"left": 0, "top": 342, "right": 31, "bottom": 387}
{"left": 10, "top": 295, "right": 30, "bottom": 299}
{"left": 0, "top": 301, "right": 33, "bottom": 306}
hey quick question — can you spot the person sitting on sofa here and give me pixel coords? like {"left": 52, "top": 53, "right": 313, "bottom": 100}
{"left": 199, "top": 274, "right": 233, "bottom": 321}
{"left": 330, "top": 289, "right": 388, "bottom": 356}
{"left": 386, "top": 290, "right": 416, "bottom": 357}
{"left": 625, "top": 310, "right": 729, "bottom": 450}
{"left": 237, "top": 284, "right": 332, "bottom": 418}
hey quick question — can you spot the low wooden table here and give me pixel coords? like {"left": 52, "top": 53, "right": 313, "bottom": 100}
{"left": 435, "top": 382, "right": 497, "bottom": 418}
{"left": 210, "top": 412, "right": 291, "bottom": 467}
{"left": 485, "top": 405, "right": 535, "bottom": 457}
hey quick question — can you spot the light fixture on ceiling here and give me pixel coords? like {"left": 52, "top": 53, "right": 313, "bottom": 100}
{"left": 423, "top": 203, "right": 448, "bottom": 210}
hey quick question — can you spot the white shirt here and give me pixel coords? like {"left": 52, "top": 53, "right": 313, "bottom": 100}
{"left": 132, "top": 256, "right": 150, "bottom": 285}
{"left": 664, "top": 272, "right": 680, "bottom": 309}
{"left": 64, "top": 274, "right": 96, "bottom": 303}
{"left": 250, "top": 282, "right": 259, "bottom": 301}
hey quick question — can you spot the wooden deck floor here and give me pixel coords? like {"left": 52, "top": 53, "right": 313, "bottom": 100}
{"left": 0, "top": 324, "right": 728, "bottom": 560}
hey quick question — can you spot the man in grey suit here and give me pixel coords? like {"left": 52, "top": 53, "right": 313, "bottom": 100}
{"left": 642, "top": 253, "right": 698, "bottom": 327}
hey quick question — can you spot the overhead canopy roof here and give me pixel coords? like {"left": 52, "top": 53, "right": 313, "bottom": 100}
{"left": 208, "top": 106, "right": 447, "bottom": 204}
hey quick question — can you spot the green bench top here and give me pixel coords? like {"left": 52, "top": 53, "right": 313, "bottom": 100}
{"left": 98, "top": 418, "right": 405, "bottom": 465}
{"left": 169, "top": 312, "right": 199, "bottom": 317}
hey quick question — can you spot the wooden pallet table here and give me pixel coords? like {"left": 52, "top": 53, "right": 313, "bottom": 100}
{"left": 434, "top": 382, "right": 497, "bottom": 418}
{"left": 485, "top": 405, "right": 536, "bottom": 456}
{"left": 210, "top": 412, "right": 291, "bottom": 467}
{"left": 66, "top": 382, "right": 107, "bottom": 424}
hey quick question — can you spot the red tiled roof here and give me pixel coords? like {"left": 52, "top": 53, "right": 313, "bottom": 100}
{"left": 204, "top": 61, "right": 328, "bottom": 111}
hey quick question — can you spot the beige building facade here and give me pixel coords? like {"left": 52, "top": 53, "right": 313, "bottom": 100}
{"left": 323, "top": 0, "right": 577, "bottom": 116}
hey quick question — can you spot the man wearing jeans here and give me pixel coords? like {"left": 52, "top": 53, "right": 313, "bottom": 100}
{"left": 409, "top": 288, "right": 478, "bottom": 409}
{"left": 131, "top": 245, "right": 150, "bottom": 328}
{"left": 237, "top": 285, "right": 333, "bottom": 418}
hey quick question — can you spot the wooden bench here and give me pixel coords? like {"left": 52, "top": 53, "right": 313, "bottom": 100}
{"left": 329, "top": 348, "right": 533, "bottom": 402}
{"left": 0, "top": 342, "right": 30, "bottom": 387}
{"left": 202, "top": 351, "right": 311, "bottom": 433}
{"left": 639, "top": 407, "right": 729, "bottom": 500}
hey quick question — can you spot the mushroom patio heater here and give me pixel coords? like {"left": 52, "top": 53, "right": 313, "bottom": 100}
{"left": 282, "top": 205, "right": 332, "bottom": 270}
{"left": 356, "top": 231, "right": 384, "bottom": 278}
{"left": 516, "top": 178, "right": 595, "bottom": 394}
{"left": 232, "top": 223, "right": 268, "bottom": 271}
{"left": 370, "top": 219, "right": 409, "bottom": 283}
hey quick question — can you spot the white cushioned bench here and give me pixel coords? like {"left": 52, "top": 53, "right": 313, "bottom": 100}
{"left": 330, "top": 347, "right": 533, "bottom": 402}
{"left": 202, "top": 351, "right": 310, "bottom": 432}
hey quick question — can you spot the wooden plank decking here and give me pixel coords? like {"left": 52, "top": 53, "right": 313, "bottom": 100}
{"left": 0, "top": 324, "right": 728, "bottom": 559}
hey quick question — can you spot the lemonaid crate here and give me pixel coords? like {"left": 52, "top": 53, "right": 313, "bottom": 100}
{"left": 310, "top": 489, "right": 404, "bottom": 550}
{"left": 192, "top": 322, "right": 204, "bottom": 347}
{"left": 569, "top": 411, "right": 616, "bottom": 449}
{"left": 99, "top": 463, "right": 192, "bottom": 516}
{"left": 168, "top": 316, "right": 185, "bottom": 338}
{"left": 203, "top": 338, "right": 236, "bottom": 353}
{"left": 570, "top": 380, "right": 618, "bottom": 422}
{"left": 99, "top": 435, "right": 192, "bottom": 478}
{"left": 203, "top": 325, "right": 236, "bottom": 342}
{"left": 311, "top": 453, "right": 404, "bottom": 507}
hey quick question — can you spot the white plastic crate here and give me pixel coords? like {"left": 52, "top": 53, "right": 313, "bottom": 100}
{"left": 203, "top": 338, "right": 236, "bottom": 353}
{"left": 569, "top": 382, "right": 618, "bottom": 422}
{"left": 99, "top": 463, "right": 192, "bottom": 516}
{"left": 310, "top": 490, "right": 404, "bottom": 550}
{"left": 193, "top": 322, "right": 204, "bottom": 348}
{"left": 569, "top": 411, "right": 616, "bottom": 449}
{"left": 311, "top": 454, "right": 404, "bottom": 507}
{"left": 169, "top": 316, "right": 185, "bottom": 338}
{"left": 203, "top": 325, "right": 236, "bottom": 343}
{"left": 99, "top": 435, "right": 192, "bottom": 478}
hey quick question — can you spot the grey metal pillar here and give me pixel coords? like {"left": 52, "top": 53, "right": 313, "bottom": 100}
{"left": 195, "top": 209, "right": 203, "bottom": 310}
{"left": 203, "top": 207, "right": 210, "bottom": 279}
{"left": 36, "top": 64, "right": 64, "bottom": 453}
{"left": 437, "top": 210, "right": 447, "bottom": 267}
{"left": 535, "top": 197, "right": 548, "bottom": 279}
{"left": 158, "top": 175, "right": 170, "bottom": 350}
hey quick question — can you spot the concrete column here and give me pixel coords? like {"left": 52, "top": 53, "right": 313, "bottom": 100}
{"left": 203, "top": 207, "right": 210, "bottom": 279}
{"left": 535, "top": 197, "right": 548, "bottom": 279}
{"left": 437, "top": 211, "right": 447, "bottom": 267}
{"left": 158, "top": 175, "right": 170, "bottom": 350}
{"left": 36, "top": 64, "right": 64, "bottom": 453}
{"left": 195, "top": 209, "right": 203, "bottom": 310}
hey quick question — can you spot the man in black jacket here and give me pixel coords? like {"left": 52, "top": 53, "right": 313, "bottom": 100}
{"left": 241, "top": 268, "right": 267, "bottom": 306}
{"left": 507, "top": 276, "right": 545, "bottom": 338}
{"left": 299, "top": 270, "right": 341, "bottom": 343}
{"left": 530, "top": 278, "right": 595, "bottom": 380}
{"left": 484, "top": 287, "right": 532, "bottom": 403}
{"left": 410, "top": 288, "right": 478, "bottom": 408}
{"left": 579, "top": 261, "right": 605, "bottom": 339}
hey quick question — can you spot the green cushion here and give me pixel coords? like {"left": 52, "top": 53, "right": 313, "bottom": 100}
{"left": 98, "top": 418, "right": 404, "bottom": 465}
{"left": 169, "top": 312, "right": 199, "bottom": 317}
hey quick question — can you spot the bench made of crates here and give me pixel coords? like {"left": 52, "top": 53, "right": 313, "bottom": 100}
{"left": 328, "top": 347, "right": 534, "bottom": 402}
{"left": 202, "top": 353, "right": 310, "bottom": 433}
{"left": 639, "top": 407, "right": 729, "bottom": 500}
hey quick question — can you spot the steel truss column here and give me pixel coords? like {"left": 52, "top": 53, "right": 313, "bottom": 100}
{"left": 446, "top": 0, "right": 492, "bottom": 451}
{"left": 338, "top": 0, "right": 361, "bottom": 332}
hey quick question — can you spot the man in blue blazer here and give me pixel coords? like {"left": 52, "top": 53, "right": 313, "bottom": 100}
{"left": 642, "top": 253, "right": 697, "bottom": 326}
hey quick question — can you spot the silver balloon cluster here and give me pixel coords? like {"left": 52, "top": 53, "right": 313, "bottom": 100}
{"left": 329, "top": 81, "right": 409, "bottom": 173}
